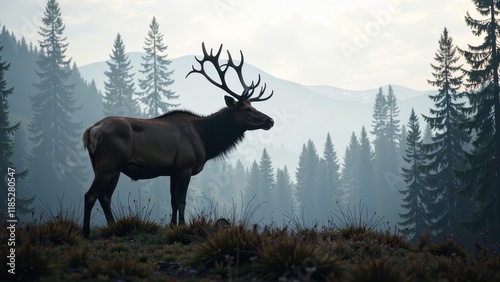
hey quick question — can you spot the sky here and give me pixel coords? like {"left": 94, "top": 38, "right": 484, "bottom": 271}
{"left": 0, "top": 0, "right": 480, "bottom": 91}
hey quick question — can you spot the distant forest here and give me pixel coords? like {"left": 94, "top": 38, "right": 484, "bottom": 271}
{"left": 1, "top": 0, "right": 499, "bottom": 243}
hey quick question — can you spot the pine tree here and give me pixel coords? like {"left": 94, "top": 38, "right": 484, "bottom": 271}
{"left": 422, "top": 123, "right": 433, "bottom": 145}
{"left": 234, "top": 159, "right": 247, "bottom": 199}
{"left": 28, "top": 0, "right": 86, "bottom": 205}
{"left": 357, "top": 126, "right": 376, "bottom": 209}
{"left": 295, "top": 139, "right": 319, "bottom": 221}
{"left": 421, "top": 27, "right": 470, "bottom": 235}
{"left": 341, "top": 132, "right": 360, "bottom": 204}
{"left": 316, "top": 133, "right": 342, "bottom": 219}
{"left": 138, "top": 16, "right": 178, "bottom": 117}
{"left": 258, "top": 149, "right": 276, "bottom": 216}
{"left": 457, "top": 0, "right": 500, "bottom": 233}
{"left": 399, "top": 108, "right": 429, "bottom": 241}
{"left": 275, "top": 166, "right": 295, "bottom": 222}
{"left": 371, "top": 86, "right": 402, "bottom": 224}
{"left": 371, "top": 87, "right": 387, "bottom": 143}
{"left": 103, "top": 33, "right": 140, "bottom": 117}
{"left": 371, "top": 88, "right": 388, "bottom": 195}
{"left": 386, "top": 85, "right": 401, "bottom": 145}
{"left": 244, "top": 160, "right": 261, "bottom": 207}
{"left": 398, "top": 124, "right": 408, "bottom": 158}
{"left": 0, "top": 44, "right": 21, "bottom": 215}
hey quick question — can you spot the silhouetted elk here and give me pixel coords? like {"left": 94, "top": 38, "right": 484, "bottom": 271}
{"left": 81, "top": 43, "right": 274, "bottom": 237}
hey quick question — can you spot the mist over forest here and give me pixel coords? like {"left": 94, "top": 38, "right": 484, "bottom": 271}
{"left": 1, "top": 0, "right": 499, "bottom": 246}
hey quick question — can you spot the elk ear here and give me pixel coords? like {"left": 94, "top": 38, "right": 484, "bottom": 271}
{"left": 224, "top": 96, "right": 237, "bottom": 108}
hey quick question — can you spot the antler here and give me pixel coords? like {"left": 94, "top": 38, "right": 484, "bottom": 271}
{"left": 186, "top": 42, "right": 273, "bottom": 103}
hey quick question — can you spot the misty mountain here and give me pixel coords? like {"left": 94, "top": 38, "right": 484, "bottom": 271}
{"left": 78, "top": 52, "right": 436, "bottom": 171}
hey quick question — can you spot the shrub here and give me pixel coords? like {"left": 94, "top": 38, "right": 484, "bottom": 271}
{"left": 349, "top": 258, "right": 412, "bottom": 282}
{"left": 24, "top": 218, "right": 80, "bottom": 246}
{"left": 427, "top": 238, "right": 467, "bottom": 258}
{"left": 15, "top": 244, "right": 59, "bottom": 281}
{"left": 185, "top": 224, "right": 261, "bottom": 271}
{"left": 87, "top": 256, "right": 151, "bottom": 280}
{"left": 253, "top": 233, "right": 348, "bottom": 281}
{"left": 98, "top": 215, "right": 160, "bottom": 237}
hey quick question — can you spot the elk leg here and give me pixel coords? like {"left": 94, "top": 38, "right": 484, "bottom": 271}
{"left": 83, "top": 171, "right": 120, "bottom": 238}
{"left": 170, "top": 175, "right": 178, "bottom": 225}
{"left": 176, "top": 170, "right": 192, "bottom": 225}
{"left": 98, "top": 175, "right": 119, "bottom": 225}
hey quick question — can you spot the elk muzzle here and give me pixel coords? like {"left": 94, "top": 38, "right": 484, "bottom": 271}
{"left": 262, "top": 117, "right": 274, "bottom": 130}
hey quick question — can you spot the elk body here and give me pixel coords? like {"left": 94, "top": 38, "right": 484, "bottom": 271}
{"left": 82, "top": 43, "right": 274, "bottom": 237}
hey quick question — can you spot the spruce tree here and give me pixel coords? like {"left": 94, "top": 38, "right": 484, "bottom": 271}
{"left": 321, "top": 133, "right": 342, "bottom": 202}
{"left": 386, "top": 85, "right": 401, "bottom": 145}
{"left": 295, "top": 139, "right": 319, "bottom": 221}
{"left": 371, "top": 87, "right": 387, "bottom": 144}
{"left": 421, "top": 27, "right": 470, "bottom": 235}
{"left": 138, "top": 16, "right": 178, "bottom": 117}
{"left": 357, "top": 126, "right": 376, "bottom": 209}
{"left": 316, "top": 133, "right": 342, "bottom": 220}
{"left": 399, "top": 108, "right": 429, "bottom": 241}
{"left": 234, "top": 159, "right": 247, "bottom": 199}
{"left": 457, "top": 0, "right": 500, "bottom": 233}
{"left": 398, "top": 124, "right": 408, "bottom": 158}
{"left": 275, "top": 166, "right": 295, "bottom": 221}
{"left": 103, "top": 33, "right": 140, "bottom": 117}
{"left": 258, "top": 149, "right": 276, "bottom": 216}
{"left": 0, "top": 44, "right": 21, "bottom": 215}
{"left": 244, "top": 160, "right": 261, "bottom": 207}
{"left": 341, "top": 132, "right": 360, "bottom": 204}
{"left": 371, "top": 86, "right": 402, "bottom": 224}
{"left": 28, "top": 0, "right": 85, "bottom": 205}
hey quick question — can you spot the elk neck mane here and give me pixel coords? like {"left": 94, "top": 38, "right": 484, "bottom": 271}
{"left": 154, "top": 108, "right": 245, "bottom": 161}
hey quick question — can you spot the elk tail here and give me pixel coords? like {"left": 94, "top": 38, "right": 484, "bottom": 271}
{"left": 82, "top": 125, "right": 103, "bottom": 154}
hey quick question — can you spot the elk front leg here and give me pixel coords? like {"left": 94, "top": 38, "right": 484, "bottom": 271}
{"left": 169, "top": 175, "right": 178, "bottom": 225}
{"left": 175, "top": 170, "right": 192, "bottom": 225}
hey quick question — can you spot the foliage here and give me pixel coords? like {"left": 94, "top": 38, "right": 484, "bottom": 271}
{"left": 28, "top": 0, "right": 86, "bottom": 206}
{"left": 102, "top": 33, "right": 141, "bottom": 117}
{"left": 399, "top": 108, "right": 430, "bottom": 241}
{"left": 457, "top": 0, "right": 500, "bottom": 234}
{"left": 421, "top": 27, "right": 471, "bottom": 236}
{"left": 137, "top": 16, "right": 178, "bottom": 117}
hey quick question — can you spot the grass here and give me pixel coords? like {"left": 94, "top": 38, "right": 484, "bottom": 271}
{"left": 2, "top": 199, "right": 500, "bottom": 281}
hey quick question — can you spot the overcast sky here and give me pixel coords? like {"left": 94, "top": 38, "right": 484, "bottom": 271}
{"left": 0, "top": 0, "right": 480, "bottom": 90}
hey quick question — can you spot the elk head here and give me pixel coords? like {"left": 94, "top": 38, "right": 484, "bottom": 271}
{"left": 187, "top": 43, "right": 274, "bottom": 131}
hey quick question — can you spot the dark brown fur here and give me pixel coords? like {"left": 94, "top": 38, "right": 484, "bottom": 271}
{"left": 82, "top": 98, "right": 273, "bottom": 237}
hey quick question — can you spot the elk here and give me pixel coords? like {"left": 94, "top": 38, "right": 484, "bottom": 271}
{"left": 81, "top": 43, "right": 274, "bottom": 237}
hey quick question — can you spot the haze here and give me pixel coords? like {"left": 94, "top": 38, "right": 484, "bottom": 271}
{"left": 0, "top": 0, "right": 477, "bottom": 90}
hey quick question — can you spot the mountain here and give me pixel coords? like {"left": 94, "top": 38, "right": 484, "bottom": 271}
{"left": 306, "top": 84, "right": 436, "bottom": 103}
{"left": 78, "top": 52, "right": 437, "bottom": 171}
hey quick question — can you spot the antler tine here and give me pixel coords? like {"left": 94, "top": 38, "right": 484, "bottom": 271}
{"left": 248, "top": 82, "right": 274, "bottom": 102}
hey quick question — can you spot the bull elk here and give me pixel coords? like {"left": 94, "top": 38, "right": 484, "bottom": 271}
{"left": 81, "top": 43, "right": 274, "bottom": 237}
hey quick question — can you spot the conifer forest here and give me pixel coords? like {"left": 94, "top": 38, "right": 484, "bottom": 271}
{"left": 1, "top": 0, "right": 500, "bottom": 281}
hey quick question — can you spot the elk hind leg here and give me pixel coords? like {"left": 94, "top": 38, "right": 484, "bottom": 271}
{"left": 83, "top": 171, "right": 120, "bottom": 237}
{"left": 98, "top": 173, "right": 120, "bottom": 225}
